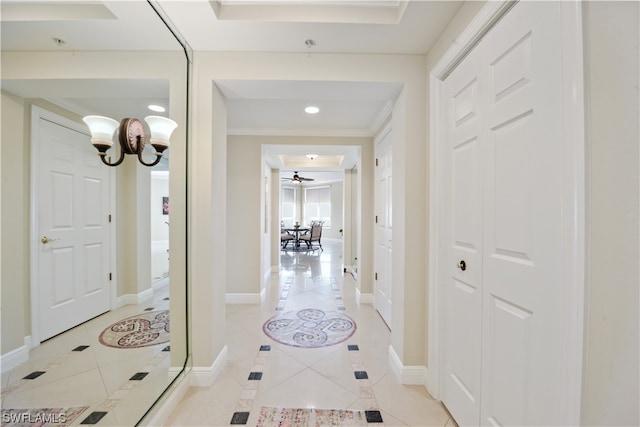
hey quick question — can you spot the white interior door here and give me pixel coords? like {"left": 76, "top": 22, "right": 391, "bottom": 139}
{"left": 441, "top": 39, "right": 484, "bottom": 426}
{"left": 37, "top": 115, "right": 110, "bottom": 341}
{"left": 441, "top": 2, "right": 567, "bottom": 425}
{"left": 374, "top": 128, "right": 392, "bottom": 328}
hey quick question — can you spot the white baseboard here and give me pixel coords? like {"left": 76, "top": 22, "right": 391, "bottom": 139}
{"left": 355, "top": 288, "right": 373, "bottom": 305}
{"left": 152, "top": 276, "right": 170, "bottom": 290}
{"left": 190, "top": 345, "right": 228, "bottom": 387}
{"left": 1, "top": 336, "right": 31, "bottom": 373}
{"left": 388, "top": 345, "right": 428, "bottom": 386}
{"left": 115, "top": 288, "right": 154, "bottom": 308}
{"left": 225, "top": 293, "right": 262, "bottom": 304}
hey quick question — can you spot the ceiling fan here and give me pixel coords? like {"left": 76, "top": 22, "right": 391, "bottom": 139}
{"left": 282, "top": 171, "right": 314, "bottom": 183}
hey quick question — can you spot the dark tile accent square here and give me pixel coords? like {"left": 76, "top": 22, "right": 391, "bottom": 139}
{"left": 275, "top": 307, "right": 284, "bottom": 311}
{"left": 81, "top": 411, "right": 108, "bottom": 424}
{"left": 163, "top": 297, "right": 169, "bottom": 300}
{"left": 162, "top": 345, "right": 171, "bottom": 352}
{"left": 73, "top": 345, "right": 90, "bottom": 352}
{"left": 365, "top": 410, "right": 383, "bottom": 423}
{"left": 354, "top": 371, "right": 369, "bottom": 380}
{"left": 338, "top": 306, "right": 346, "bottom": 311}
{"left": 230, "top": 412, "right": 250, "bottom": 424}
{"left": 259, "top": 345, "right": 271, "bottom": 351}
{"left": 130, "top": 372, "right": 149, "bottom": 381}
{"left": 144, "top": 307, "right": 155, "bottom": 311}
{"left": 336, "top": 296, "right": 343, "bottom": 300}
{"left": 248, "top": 371, "right": 263, "bottom": 380}
{"left": 347, "top": 344, "right": 359, "bottom": 351}
{"left": 23, "top": 371, "right": 46, "bottom": 380}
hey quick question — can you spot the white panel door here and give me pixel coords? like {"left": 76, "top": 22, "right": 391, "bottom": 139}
{"left": 374, "top": 129, "right": 392, "bottom": 328}
{"left": 38, "top": 117, "right": 110, "bottom": 341}
{"left": 480, "top": 3, "right": 564, "bottom": 425}
{"left": 441, "top": 2, "right": 567, "bottom": 426}
{"left": 441, "top": 40, "right": 484, "bottom": 427}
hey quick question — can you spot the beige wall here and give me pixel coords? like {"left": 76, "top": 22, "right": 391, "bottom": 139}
{"left": 583, "top": 2, "right": 639, "bottom": 425}
{"left": 0, "top": 91, "right": 29, "bottom": 353}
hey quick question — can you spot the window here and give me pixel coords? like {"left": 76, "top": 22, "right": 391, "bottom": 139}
{"left": 281, "top": 186, "right": 296, "bottom": 227}
{"left": 304, "top": 186, "right": 331, "bottom": 227}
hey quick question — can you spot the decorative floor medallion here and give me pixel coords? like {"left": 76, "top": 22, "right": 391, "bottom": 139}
{"left": 262, "top": 308, "right": 356, "bottom": 348}
{"left": 99, "top": 310, "right": 169, "bottom": 349}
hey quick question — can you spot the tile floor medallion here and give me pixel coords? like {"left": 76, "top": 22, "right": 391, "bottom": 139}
{"left": 98, "top": 309, "right": 170, "bottom": 349}
{"left": 0, "top": 406, "right": 88, "bottom": 426}
{"left": 262, "top": 308, "right": 356, "bottom": 348}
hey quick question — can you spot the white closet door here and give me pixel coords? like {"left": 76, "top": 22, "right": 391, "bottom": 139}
{"left": 441, "top": 41, "right": 484, "bottom": 427}
{"left": 480, "top": 3, "right": 565, "bottom": 426}
{"left": 440, "top": 2, "right": 567, "bottom": 426}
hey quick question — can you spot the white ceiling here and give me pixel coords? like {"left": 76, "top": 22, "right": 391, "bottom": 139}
{"left": 1, "top": 0, "right": 464, "bottom": 181}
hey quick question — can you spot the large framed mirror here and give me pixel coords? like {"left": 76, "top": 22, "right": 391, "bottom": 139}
{"left": 1, "top": 2, "right": 189, "bottom": 425}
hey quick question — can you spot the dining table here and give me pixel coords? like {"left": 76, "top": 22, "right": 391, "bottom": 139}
{"left": 284, "top": 226, "right": 310, "bottom": 250}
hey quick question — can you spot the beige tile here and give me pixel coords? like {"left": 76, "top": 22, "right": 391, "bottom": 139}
{"left": 372, "top": 372, "right": 449, "bottom": 427}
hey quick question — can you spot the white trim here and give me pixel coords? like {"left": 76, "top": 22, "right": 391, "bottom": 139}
{"left": 228, "top": 127, "right": 375, "bottom": 138}
{"left": 427, "top": 1, "right": 586, "bottom": 423}
{"left": 29, "top": 106, "right": 115, "bottom": 347}
{"left": 1, "top": 336, "right": 32, "bottom": 373}
{"left": 355, "top": 287, "right": 373, "bottom": 305}
{"left": 152, "top": 276, "right": 170, "bottom": 291}
{"left": 388, "top": 345, "right": 428, "bottom": 386}
{"left": 558, "top": 2, "right": 587, "bottom": 423}
{"left": 225, "top": 293, "right": 262, "bottom": 304}
{"left": 190, "top": 345, "right": 228, "bottom": 387}
{"left": 115, "top": 288, "right": 154, "bottom": 308}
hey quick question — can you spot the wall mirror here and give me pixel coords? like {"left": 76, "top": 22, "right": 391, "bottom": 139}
{"left": 1, "top": 2, "right": 189, "bottom": 425}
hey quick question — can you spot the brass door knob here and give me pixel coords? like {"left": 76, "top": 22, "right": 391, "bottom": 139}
{"left": 457, "top": 260, "right": 466, "bottom": 271}
{"left": 41, "top": 236, "right": 59, "bottom": 244}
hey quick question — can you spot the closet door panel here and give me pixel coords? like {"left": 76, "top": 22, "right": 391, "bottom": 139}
{"left": 481, "top": 2, "right": 565, "bottom": 426}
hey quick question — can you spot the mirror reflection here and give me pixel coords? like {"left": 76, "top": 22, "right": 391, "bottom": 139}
{"left": 1, "top": 2, "right": 188, "bottom": 426}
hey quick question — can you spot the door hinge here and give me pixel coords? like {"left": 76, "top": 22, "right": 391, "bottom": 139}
{"left": 108, "top": 214, "right": 112, "bottom": 223}
{"left": 375, "top": 158, "right": 379, "bottom": 167}
{"left": 375, "top": 272, "right": 378, "bottom": 280}
{"left": 109, "top": 273, "right": 112, "bottom": 281}
{"left": 375, "top": 215, "right": 378, "bottom": 224}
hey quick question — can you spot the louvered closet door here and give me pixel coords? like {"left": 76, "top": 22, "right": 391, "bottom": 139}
{"left": 441, "top": 2, "right": 566, "bottom": 426}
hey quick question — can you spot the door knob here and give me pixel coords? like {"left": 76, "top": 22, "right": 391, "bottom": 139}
{"left": 41, "top": 236, "right": 59, "bottom": 244}
{"left": 457, "top": 260, "right": 466, "bottom": 271}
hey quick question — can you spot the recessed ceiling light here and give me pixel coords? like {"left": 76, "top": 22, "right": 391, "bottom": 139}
{"left": 306, "top": 154, "right": 318, "bottom": 160}
{"left": 148, "top": 104, "right": 166, "bottom": 112}
{"left": 305, "top": 106, "right": 319, "bottom": 114}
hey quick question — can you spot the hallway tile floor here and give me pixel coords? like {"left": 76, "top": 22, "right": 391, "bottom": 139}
{"left": 165, "top": 242, "right": 454, "bottom": 426}
{"left": 1, "top": 282, "right": 176, "bottom": 426}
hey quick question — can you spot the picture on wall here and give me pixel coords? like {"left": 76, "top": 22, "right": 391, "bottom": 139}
{"left": 162, "top": 196, "right": 169, "bottom": 215}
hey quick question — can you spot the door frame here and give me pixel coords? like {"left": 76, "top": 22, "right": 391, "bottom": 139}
{"left": 427, "top": 1, "right": 586, "bottom": 425}
{"left": 29, "top": 106, "right": 116, "bottom": 346}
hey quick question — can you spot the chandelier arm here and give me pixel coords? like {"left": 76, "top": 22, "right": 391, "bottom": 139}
{"left": 99, "top": 149, "right": 126, "bottom": 167}
{"left": 137, "top": 148, "right": 163, "bottom": 167}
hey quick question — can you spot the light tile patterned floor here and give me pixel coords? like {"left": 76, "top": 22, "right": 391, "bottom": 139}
{"left": 1, "top": 283, "right": 174, "bottom": 426}
{"left": 165, "top": 242, "right": 453, "bottom": 426}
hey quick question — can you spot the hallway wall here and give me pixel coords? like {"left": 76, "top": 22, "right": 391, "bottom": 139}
{"left": 583, "top": 2, "right": 639, "bottom": 425}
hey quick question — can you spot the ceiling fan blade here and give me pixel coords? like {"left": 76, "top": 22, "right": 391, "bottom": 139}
{"left": 299, "top": 177, "right": 315, "bottom": 181}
